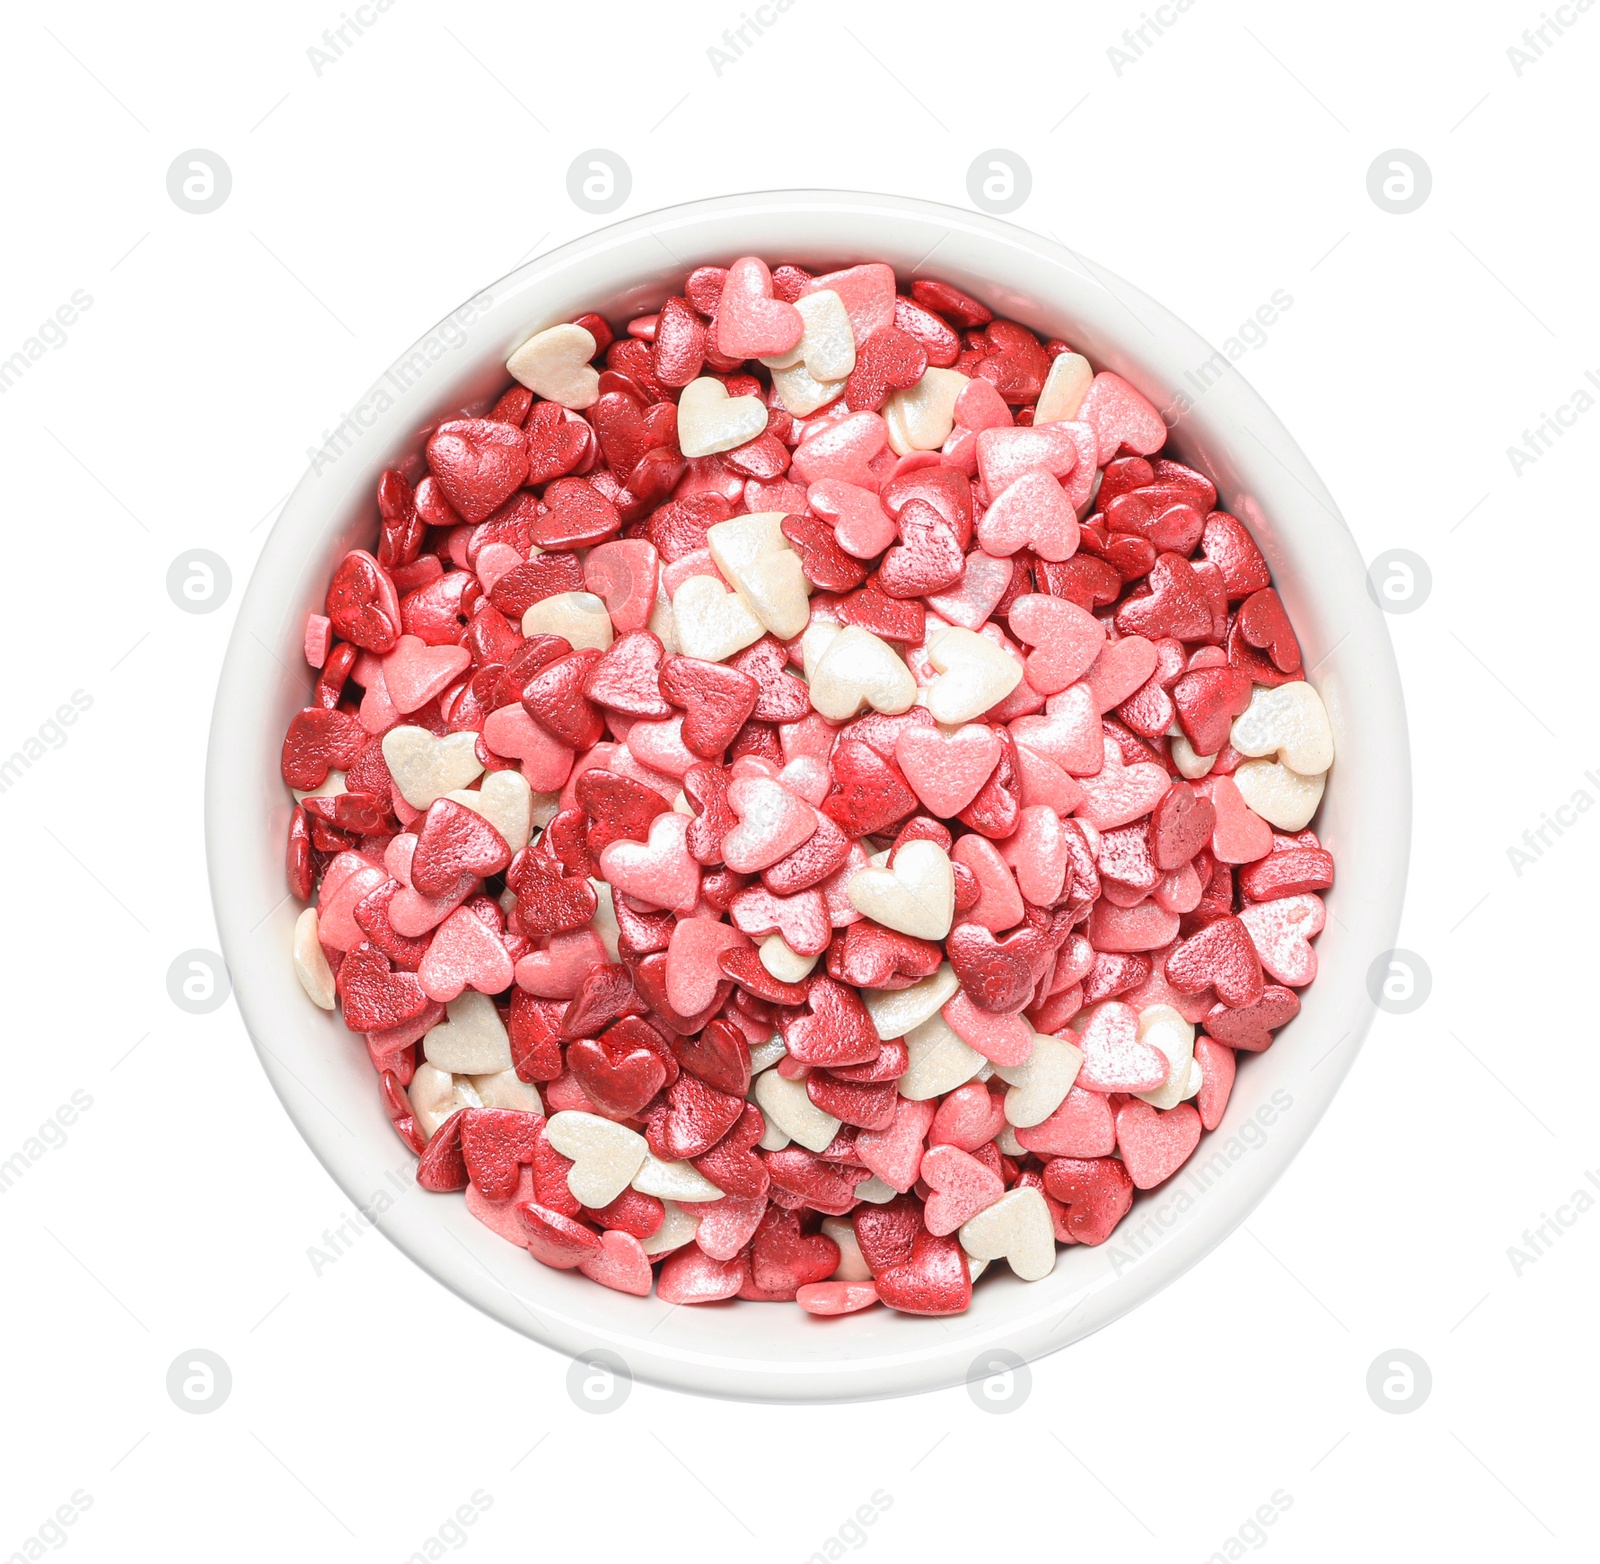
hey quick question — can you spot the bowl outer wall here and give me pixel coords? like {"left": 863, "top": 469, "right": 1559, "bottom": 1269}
{"left": 206, "top": 190, "right": 1409, "bottom": 1402}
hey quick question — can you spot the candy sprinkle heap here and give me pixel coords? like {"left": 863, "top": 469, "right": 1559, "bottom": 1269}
{"left": 282, "top": 256, "right": 1334, "bottom": 1315}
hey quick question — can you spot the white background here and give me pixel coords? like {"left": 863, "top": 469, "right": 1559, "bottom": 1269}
{"left": 1, "top": 0, "right": 1593, "bottom": 1559}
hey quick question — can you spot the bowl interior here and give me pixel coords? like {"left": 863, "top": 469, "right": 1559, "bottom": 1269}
{"left": 208, "top": 191, "right": 1408, "bottom": 1401}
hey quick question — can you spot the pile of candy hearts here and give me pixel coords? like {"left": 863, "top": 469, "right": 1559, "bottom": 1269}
{"left": 281, "top": 256, "right": 1334, "bottom": 1315}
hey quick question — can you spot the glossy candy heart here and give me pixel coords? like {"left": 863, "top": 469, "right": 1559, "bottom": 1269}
{"left": 894, "top": 724, "right": 1002, "bottom": 818}
{"left": 1007, "top": 594, "right": 1106, "bottom": 694}
{"left": 1165, "top": 915, "right": 1264, "bottom": 1007}
{"left": 716, "top": 256, "right": 805, "bottom": 360}
{"left": 1040, "top": 1156, "right": 1133, "bottom": 1244}
{"left": 874, "top": 1231, "right": 972, "bottom": 1316}
{"left": 425, "top": 419, "right": 528, "bottom": 524}
{"left": 506, "top": 323, "right": 600, "bottom": 408}
{"left": 1114, "top": 1099, "right": 1202, "bottom": 1188}
{"left": 978, "top": 471, "right": 1079, "bottom": 561}
{"left": 920, "top": 1144, "right": 1004, "bottom": 1235}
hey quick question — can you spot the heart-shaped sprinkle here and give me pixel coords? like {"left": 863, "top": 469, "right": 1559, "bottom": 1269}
{"left": 883, "top": 366, "right": 967, "bottom": 453}
{"left": 1165, "top": 915, "right": 1265, "bottom": 1008}
{"left": 1075, "top": 1001, "right": 1169, "bottom": 1093}
{"left": 1230, "top": 680, "right": 1333, "bottom": 776}
{"left": 598, "top": 811, "right": 701, "bottom": 913}
{"left": 715, "top": 256, "right": 805, "bottom": 360}
{"left": 521, "top": 590, "right": 615, "bottom": 651}
{"left": 1131, "top": 1003, "right": 1201, "bottom": 1111}
{"left": 862, "top": 963, "right": 961, "bottom": 1040}
{"left": 924, "top": 550, "right": 1013, "bottom": 631}
{"left": 846, "top": 839, "right": 955, "bottom": 941}
{"left": 978, "top": 471, "right": 1080, "bottom": 561}
{"left": 722, "top": 775, "right": 819, "bottom": 873}
{"left": 809, "top": 625, "right": 917, "bottom": 721}
{"left": 1075, "top": 737, "right": 1170, "bottom": 830}
{"left": 958, "top": 1186, "right": 1056, "bottom": 1281}
{"left": 424, "top": 419, "right": 528, "bottom": 525}
{"left": 506, "top": 322, "right": 600, "bottom": 408}
{"left": 1114, "top": 1099, "right": 1202, "bottom": 1188}
{"left": 1237, "top": 893, "right": 1325, "bottom": 986}
{"left": 920, "top": 1143, "right": 1004, "bottom": 1235}
{"left": 1206, "top": 774, "right": 1275, "bottom": 864}
{"left": 752, "top": 1069, "right": 841, "bottom": 1153}
{"left": 676, "top": 375, "right": 770, "bottom": 458}
{"left": 1041, "top": 1156, "right": 1134, "bottom": 1243}
{"left": 993, "top": 1032, "right": 1082, "bottom": 1126}
{"left": 671, "top": 573, "right": 766, "bottom": 663}
{"left": 543, "top": 1111, "right": 648, "bottom": 1208}
{"left": 1016, "top": 1086, "right": 1116, "bottom": 1158}
{"left": 1233, "top": 758, "right": 1326, "bottom": 832}
{"left": 1078, "top": 371, "right": 1167, "bottom": 462}
{"left": 706, "top": 513, "right": 812, "bottom": 639}
{"left": 875, "top": 1231, "right": 972, "bottom": 1316}
{"left": 924, "top": 625, "right": 1024, "bottom": 725}
{"left": 1007, "top": 594, "right": 1106, "bottom": 694}
{"left": 423, "top": 991, "right": 513, "bottom": 1074}
{"left": 444, "top": 771, "right": 533, "bottom": 853}
{"left": 417, "top": 904, "right": 515, "bottom": 1002}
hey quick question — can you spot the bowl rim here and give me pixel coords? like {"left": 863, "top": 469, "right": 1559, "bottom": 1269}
{"left": 207, "top": 188, "right": 1410, "bottom": 1401}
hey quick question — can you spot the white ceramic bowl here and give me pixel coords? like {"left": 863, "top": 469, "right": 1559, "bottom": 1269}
{"left": 207, "top": 190, "right": 1409, "bottom": 1401}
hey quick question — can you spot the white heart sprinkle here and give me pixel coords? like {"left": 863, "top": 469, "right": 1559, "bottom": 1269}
{"left": 445, "top": 769, "right": 533, "bottom": 853}
{"left": 521, "top": 590, "right": 615, "bottom": 651}
{"left": 292, "top": 769, "right": 346, "bottom": 803}
{"left": 544, "top": 1111, "right": 648, "bottom": 1208}
{"left": 809, "top": 624, "right": 917, "bottom": 721}
{"left": 293, "top": 907, "right": 335, "bottom": 1010}
{"left": 800, "top": 619, "right": 842, "bottom": 678}
{"left": 1169, "top": 724, "right": 1217, "bottom": 779}
{"left": 770, "top": 358, "right": 847, "bottom": 417}
{"left": 863, "top": 962, "right": 960, "bottom": 1039}
{"left": 753, "top": 1069, "right": 840, "bottom": 1153}
{"left": 422, "top": 991, "right": 512, "bottom": 1075}
{"left": 1233, "top": 757, "right": 1326, "bottom": 831}
{"left": 924, "top": 625, "right": 1024, "bottom": 725}
{"left": 631, "top": 1152, "right": 725, "bottom": 1202}
{"left": 847, "top": 839, "right": 956, "bottom": 941}
{"left": 671, "top": 573, "right": 766, "bottom": 663}
{"left": 993, "top": 1032, "right": 1083, "bottom": 1127}
{"left": 639, "top": 1201, "right": 701, "bottom": 1256}
{"left": 505, "top": 322, "right": 599, "bottom": 408}
{"left": 706, "top": 512, "right": 812, "bottom": 639}
{"left": 467, "top": 1068, "right": 544, "bottom": 1115}
{"left": 588, "top": 879, "right": 622, "bottom": 962}
{"left": 762, "top": 289, "right": 856, "bottom": 380}
{"left": 899, "top": 1013, "right": 986, "bottom": 1100}
{"left": 852, "top": 1175, "right": 898, "bottom": 1205}
{"left": 760, "top": 933, "right": 819, "bottom": 984}
{"left": 958, "top": 1186, "right": 1057, "bottom": 1281}
{"left": 382, "top": 726, "right": 484, "bottom": 810}
{"left": 648, "top": 579, "right": 681, "bottom": 654}
{"left": 1230, "top": 680, "right": 1334, "bottom": 775}
{"left": 749, "top": 1034, "right": 789, "bottom": 1075}
{"left": 407, "top": 1061, "right": 482, "bottom": 1140}
{"left": 676, "top": 375, "right": 769, "bottom": 457}
{"left": 884, "top": 368, "right": 968, "bottom": 456}
{"left": 1132, "top": 1004, "right": 1197, "bottom": 1110}
{"left": 1034, "top": 352, "right": 1094, "bottom": 424}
